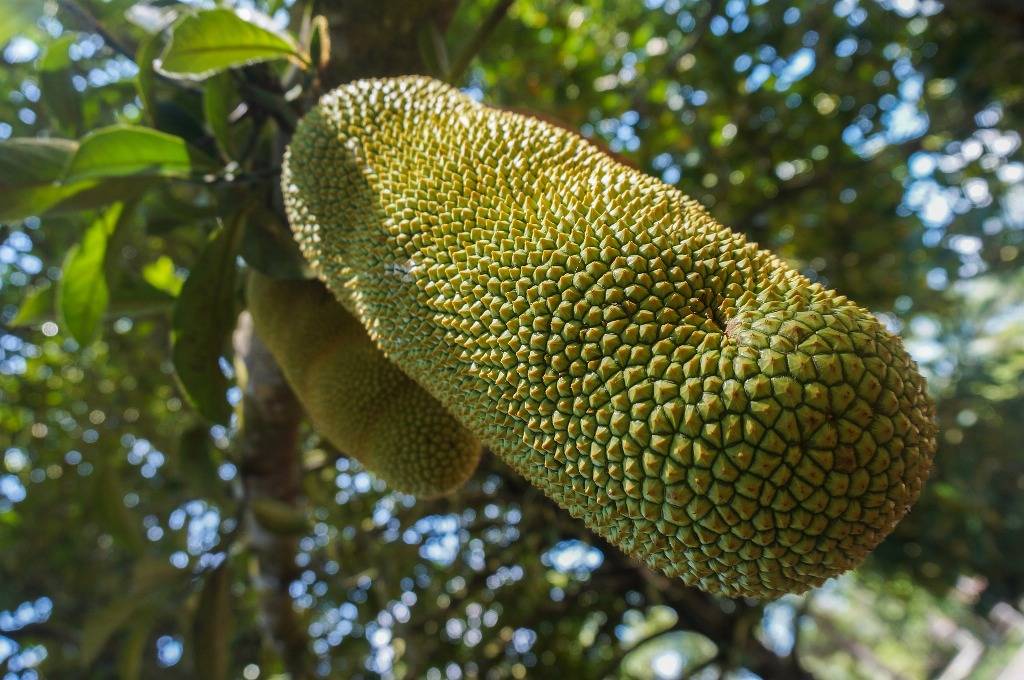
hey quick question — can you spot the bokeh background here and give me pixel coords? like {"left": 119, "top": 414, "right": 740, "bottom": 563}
{"left": 2, "top": 0, "right": 1024, "bottom": 678}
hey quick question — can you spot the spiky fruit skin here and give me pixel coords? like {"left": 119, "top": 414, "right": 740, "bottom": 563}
{"left": 246, "top": 272, "right": 481, "bottom": 498}
{"left": 281, "top": 76, "right": 937, "bottom": 599}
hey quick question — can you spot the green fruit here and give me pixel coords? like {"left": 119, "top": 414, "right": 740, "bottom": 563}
{"left": 281, "top": 76, "right": 937, "bottom": 598}
{"left": 247, "top": 271, "right": 481, "bottom": 498}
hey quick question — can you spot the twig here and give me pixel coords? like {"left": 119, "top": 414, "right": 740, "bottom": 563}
{"left": 237, "top": 80, "right": 298, "bottom": 133}
{"left": 56, "top": 0, "right": 137, "bottom": 62}
{"left": 446, "top": 0, "right": 515, "bottom": 84}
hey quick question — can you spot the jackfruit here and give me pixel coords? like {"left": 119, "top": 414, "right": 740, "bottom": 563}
{"left": 246, "top": 271, "right": 481, "bottom": 498}
{"left": 281, "top": 76, "right": 937, "bottom": 598}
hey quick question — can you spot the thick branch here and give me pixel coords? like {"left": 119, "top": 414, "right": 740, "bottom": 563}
{"left": 447, "top": 0, "right": 515, "bottom": 84}
{"left": 56, "top": 0, "right": 136, "bottom": 61}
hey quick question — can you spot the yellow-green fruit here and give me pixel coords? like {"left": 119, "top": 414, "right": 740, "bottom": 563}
{"left": 281, "top": 76, "right": 937, "bottom": 598}
{"left": 246, "top": 271, "right": 481, "bottom": 498}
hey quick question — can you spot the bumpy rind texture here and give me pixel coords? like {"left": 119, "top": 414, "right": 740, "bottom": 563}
{"left": 247, "top": 272, "right": 481, "bottom": 498}
{"left": 281, "top": 76, "right": 937, "bottom": 599}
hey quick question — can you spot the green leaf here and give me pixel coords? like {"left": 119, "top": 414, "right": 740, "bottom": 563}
{"left": 156, "top": 8, "right": 308, "bottom": 80}
{"left": 49, "top": 178, "right": 154, "bottom": 216}
{"left": 193, "top": 562, "right": 233, "bottom": 680}
{"left": 58, "top": 204, "right": 125, "bottom": 345}
{"left": 0, "top": 137, "right": 153, "bottom": 221}
{"left": 40, "top": 71, "right": 82, "bottom": 133}
{"left": 11, "top": 282, "right": 55, "bottom": 327}
{"left": 38, "top": 33, "right": 75, "bottom": 71}
{"left": 0, "top": 137, "right": 75, "bottom": 179}
{"left": 143, "top": 255, "right": 184, "bottom": 296}
{"left": 0, "top": 137, "right": 84, "bottom": 221}
{"left": 108, "top": 278, "right": 175, "bottom": 318}
{"left": 240, "top": 206, "right": 307, "bottom": 279}
{"left": 142, "top": 187, "right": 222, "bottom": 235}
{"left": 14, "top": 278, "right": 172, "bottom": 328}
{"left": 64, "top": 126, "right": 194, "bottom": 182}
{"left": 203, "top": 72, "right": 236, "bottom": 160}
{"left": 172, "top": 217, "right": 244, "bottom": 424}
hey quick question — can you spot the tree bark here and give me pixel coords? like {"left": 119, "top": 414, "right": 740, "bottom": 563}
{"left": 311, "top": 0, "right": 459, "bottom": 88}
{"left": 234, "top": 312, "right": 312, "bottom": 678}
{"left": 235, "top": 3, "right": 457, "bottom": 673}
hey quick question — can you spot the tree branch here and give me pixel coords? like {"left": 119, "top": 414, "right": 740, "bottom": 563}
{"left": 56, "top": 0, "right": 137, "bottom": 62}
{"left": 447, "top": 0, "right": 515, "bottom": 84}
{"left": 234, "top": 312, "right": 312, "bottom": 678}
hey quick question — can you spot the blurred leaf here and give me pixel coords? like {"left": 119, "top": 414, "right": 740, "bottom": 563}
{"left": 38, "top": 32, "right": 75, "bottom": 71}
{"left": 131, "top": 555, "right": 184, "bottom": 592}
{"left": 0, "top": 137, "right": 74, "bottom": 181}
{"left": 204, "top": 72, "right": 237, "bottom": 160}
{"left": 193, "top": 562, "right": 233, "bottom": 680}
{"left": 0, "top": 138, "right": 145, "bottom": 219}
{"left": 142, "top": 187, "right": 221, "bottom": 235}
{"left": 11, "top": 282, "right": 55, "bottom": 327}
{"left": 48, "top": 177, "right": 155, "bottom": 216}
{"left": 177, "top": 425, "right": 223, "bottom": 500}
{"left": 39, "top": 34, "right": 83, "bottom": 135}
{"left": 58, "top": 203, "right": 125, "bottom": 345}
{"left": 251, "top": 498, "right": 309, "bottom": 535}
{"left": 92, "top": 454, "right": 145, "bottom": 556}
{"left": 81, "top": 556, "right": 183, "bottom": 668}
{"left": 156, "top": 8, "right": 308, "bottom": 80}
{"left": 143, "top": 255, "right": 184, "bottom": 296}
{"left": 152, "top": 93, "right": 210, "bottom": 143}
{"left": 15, "top": 277, "right": 172, "bottom": 328}
{"left": 80, "top": 594, "right": 145, "bottom": 667}
{"left": 108, "top": 278, "right": 175, "bottom": 317}
{"left": 240, "top": 206, "right": 307, "bottom": 279}
{"left": 41, "top": 70, "right": 83, "bottom": 135}
{"left": 116, "top": 614, "right": 154, "bottom": 680}
{"left": 0, "top": 137, "right": 87, "bottom": 221}
{"left": 171, "top": 216, "right": 244, "bottom": 424}
{"left": 64, "top": 126, "right": 195, "bottom": 182}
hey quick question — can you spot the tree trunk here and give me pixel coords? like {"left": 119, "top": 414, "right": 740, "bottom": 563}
{"left": 312, "top": 0, "right": 459, "bottom": 88}
{"left": 235, "top": 2, "right": 456, "bottom": 674}
{"left": 234, "top": 313, "right": 312, "bottom": 678}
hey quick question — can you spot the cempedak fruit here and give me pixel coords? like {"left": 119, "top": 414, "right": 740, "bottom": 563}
{"left": 281, "top": 76, "right": 937, "bottom": 598}
{"left": 247, "top": 271, "right": 481, "bottom": 498}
